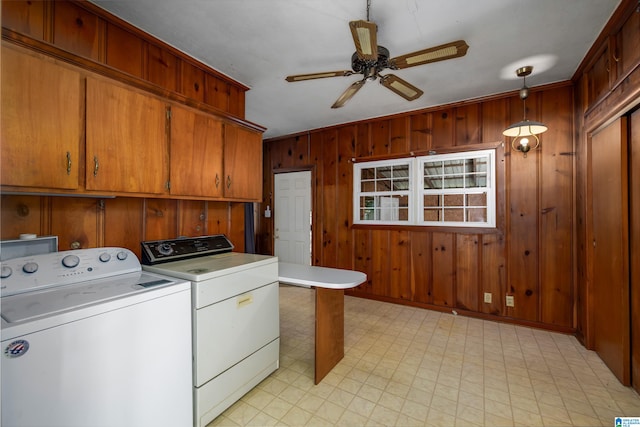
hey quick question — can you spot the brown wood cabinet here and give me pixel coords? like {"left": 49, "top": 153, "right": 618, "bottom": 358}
{"left": 223, "top": 123, "right": 263, "bottom": 200}
{"left": 169, "top": 105, "right": 224, "bottom": 198}
{"left": 1, "top": 43, "right": 83, "bottom": 190}
{"left": 86, "top": 76, "right": 169, "bottom": 194}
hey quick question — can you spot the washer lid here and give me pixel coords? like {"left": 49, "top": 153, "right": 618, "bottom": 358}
{"left": 1, "top": 272, "right": 177, "bottom": 324}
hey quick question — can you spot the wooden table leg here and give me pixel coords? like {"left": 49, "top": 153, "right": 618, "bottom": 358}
{"left": 314, "top": 287, "right": 344, "bottom": 384}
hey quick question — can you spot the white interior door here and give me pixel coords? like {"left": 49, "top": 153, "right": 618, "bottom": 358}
{"left": 274, "top": 171, "right": 311, "bottom": 265}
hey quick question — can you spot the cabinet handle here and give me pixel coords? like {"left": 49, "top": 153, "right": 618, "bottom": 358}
{"left": 93, "top": 156, "right": 99, "bottom": 177}
{"left": 613, "top": 52, "right": 620, "bottom": 63}
{"left": 215, "top": 173, "right": 220, "bottom": 188}
{"left": 66, "top": 151, "right": 72, "bottom": 175}
{"left": 227, "top": 175, "right": 232, "bottom": 189}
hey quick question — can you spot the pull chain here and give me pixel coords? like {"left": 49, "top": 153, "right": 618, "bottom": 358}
{"left": 366, "top": 0, "right": 371, "bottom": 21}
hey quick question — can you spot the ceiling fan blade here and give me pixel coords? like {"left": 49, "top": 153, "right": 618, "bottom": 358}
{"left": 285, "top": 70, "right": 352, "bottom": 82}
{"left": 379, "top": 74, "right": 423, "bottom": 101}
{"left": 390, "top": 40, "right": 469, "bottom": 69}
{"left": 349, "top": 20, "right": 378, "bottom": 61}
{"left": 331, "top": 79, "right": 366, "bottom": 109}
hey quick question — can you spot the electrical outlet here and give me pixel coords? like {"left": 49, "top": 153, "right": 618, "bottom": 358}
{"left": 484, "top": 292, "right": 492, "bottom": 303}
{"left": 506, "top": 295, "right": 515, "bottom": 307}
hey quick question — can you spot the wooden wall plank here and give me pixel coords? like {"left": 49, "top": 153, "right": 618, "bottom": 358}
{"left": 507, "top": 92, "right": 541, "bottom": 321}
{"left": 178, "top": 200, "right": 207, "bottom": 237}
{"left": 321, "top": 130, "right": 338, "bottom": 266}
{"left": 356, "top": 123, "right": 371, "bottom": 157}
{"left": 206, "top": 201, "right": 230, "bottom": 235}
{"left": 390, "top": 230, "right": 411, "bottom": 300}
{"left": 432, "top": 232, "right": 454, "bottom": 307}
{"left": 481, "top": 99, "right": 508, "bottom": 144}
{"left": 480, "top": 233, "right": 505, "bottom": 315}
{"left": 147, "top": 43, "right": 178, "bottom": 92}
{"left": 371, "top": 230, "right": 390, "bottom": 296}
{"left": 337, "top": 126, "right": 355, "bottom": 269}
{"left": 432, "top": 108, "right": 454, "bottom": 149}
{"left": 51, "top": 197, "right": 99, "bottom": 250}
{"left": 410, "top": 230, "right": 432, "bottom": 304}
{"left": 539, "top": 86, "right": 574, "bottom": 327}
{"left": 455, "top": 104, "right": 481, "bottom": 146}
{"left": 0, "top": 195, "right": 44, "bottom": 240}
{"left": 456, "top": 234, "right": 479, "bottom": 311}
{"left": 105, "top": 23, "right": 143, "bottom": 78}
{"left": 181, "top": 60, "right": 205, "bottom": 103}
{"left": 1, "top": 0, "right": 46, "bottom": 40}
{"left": 353, "top": 228, "right": 373, "bottom": 293}
{"left": 52, "top": 1, "right": 102, "bottom": 61}
{"left": 410, "top": 112, "right": 432, "bottom": 151}
{"left": 229, "top": 202, "right": 245, "bottom": 252}
{"left": 371, "top": 120, "right": 390, "bottom": 156}
{"left": 389, "top": 116, "right": 409, "bottom": 154}
{"left": 143, "top": 198, "right": 178, "bottom": 241}
{"left": 104, "top": 198, "right": 144, "bottom": 257}
{"left": 310, "top": 132, "right": 324, "bottom": 265}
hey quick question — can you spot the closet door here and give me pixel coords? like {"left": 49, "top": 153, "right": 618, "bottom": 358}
{"left": 591, "top": 117, "right": 630, "bottom": 385}
{"left": 631, "top": 109, "right": 640, "bottom": 393}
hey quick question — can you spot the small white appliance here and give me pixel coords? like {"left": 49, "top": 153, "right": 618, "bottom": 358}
{"left": 1, "top": 247, "right": 193, "bottom": 427}
{"left": 141, "top": 235, "right": 279, "bottom": 427}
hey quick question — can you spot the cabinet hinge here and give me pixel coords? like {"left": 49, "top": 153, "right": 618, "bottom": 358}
{"left": 166, "top": 109, "right": 171, "bottom": 119}
{"left": 166, "top": 181, "right": 171, "bottom": 190}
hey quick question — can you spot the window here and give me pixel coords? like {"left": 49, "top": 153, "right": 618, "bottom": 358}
{"left": 353, "top": 149, "right": 496, "bottom": 227}
{"left": 354, "top": 159, "right": 412, "bottom": 224}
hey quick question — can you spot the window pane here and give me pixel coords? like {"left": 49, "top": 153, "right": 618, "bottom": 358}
{"left": 467, "top": 193, "right": 487, "bottom": 206}
{"left": 392, "top": 165, "right": 409, "bottom": 178}
{"left": 361, "top": 168, "right": 375, "bottom": 180}
{"left": 424, "top": 208, "right": 441, "bottom": 221}
{"left": 423, "top": 162, "right": 441, "bottom": 177}
{"left": 376, "top": 166, "right": 391, "bottom": 179}
{"left": 443, "top": 175, "right": 464, "bottom": 189}
{"left": 424, "top": 194, "right": 440, "bottom": 207}
{"left": 443, "top": 194, "right": 464, "bottom": 207}
{"left": 466, "top": 158, "right": 487, "bottom": 173}
{"left": 467, "top": 208, "right": 487, "bottom": 222}
{"left": 361, "top": 181, "right": 375, "bottom": 192}
{"left": 443, "top": 208, "right": 464, "bottom": 221}
{"left": 466, "top": 174, "right": 487, "bottom": 188}
{"left": 424, "top": 176, "right": 442, "bottom": 189}
{"left": 393, "top": 179, "right": 409, "bottom": 191}
{"left": 443, "top": 159, "right": 465, "bottom": 175}
{"left": 376, "top": 180, "right": 391, "bottom": 191}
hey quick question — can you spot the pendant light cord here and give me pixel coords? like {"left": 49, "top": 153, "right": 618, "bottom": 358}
{"left": 366, "top": 0, "right": 371, "bottom": 21}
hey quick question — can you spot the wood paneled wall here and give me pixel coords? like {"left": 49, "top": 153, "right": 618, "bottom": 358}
{"left": 1, "top": 195, "right": 246, "bottom": 256}
{"left": 259, "top": 85, "right": 575, "bottom": 331}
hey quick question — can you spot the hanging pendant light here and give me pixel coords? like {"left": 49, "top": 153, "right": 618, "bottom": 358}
{"left": 503, "top": 66, "right": 547, "bottom": 157}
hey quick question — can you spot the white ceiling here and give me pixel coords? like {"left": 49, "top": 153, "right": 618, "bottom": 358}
{"left": 90, "top": 0, "right": 620, "bottom": 139}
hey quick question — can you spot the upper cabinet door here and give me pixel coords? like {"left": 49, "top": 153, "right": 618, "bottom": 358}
{"left": 169, "top": 105, "right": 223, "bottom": 198}
{"left": 223, "top": 123, "right": 263, "bottom": 201}
{"left": 1, "top": 44, "right": 82, "bottom": 190}
{"left": 86, "top": 77, "right": 168, "bottom": 194}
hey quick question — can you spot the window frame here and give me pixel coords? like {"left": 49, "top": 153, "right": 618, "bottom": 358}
{"left": 353, "top": 148, "right": 496, "bottom": 228}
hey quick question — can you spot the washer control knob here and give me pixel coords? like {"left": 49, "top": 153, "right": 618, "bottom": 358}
{"left": 61, "top": 255, "right": 80, "bottom": 268}
{"left": 157, "top": 243, "right": 173, "bottom": 256}
{"left": 116, "top": 251, "right": 128, "bottom": 261}
{"left": 22, "top": 262, "right": 39, "bottom": 274}
{"left": 1, "top": 266, "right": 13, "bottom": 278}
{"left": 99, "top": 252, "right": 111, "bottom": 263}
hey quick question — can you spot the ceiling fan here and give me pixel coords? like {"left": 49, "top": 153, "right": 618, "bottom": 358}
{"left": 285, "top": 12, "right": 469, "bottom": 109}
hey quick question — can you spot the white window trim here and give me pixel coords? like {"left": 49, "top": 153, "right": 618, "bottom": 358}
{"left": 353, "top": 149, "right": 496, "bottom": 228}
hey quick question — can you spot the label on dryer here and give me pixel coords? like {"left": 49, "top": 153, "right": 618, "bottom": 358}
{"left": 4, "top": 339, "right": 29, "bottom": 358}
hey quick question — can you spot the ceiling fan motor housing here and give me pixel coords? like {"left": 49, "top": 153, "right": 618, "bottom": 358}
{"left": 351, "top": 45, "right": 391, "bottom": 79}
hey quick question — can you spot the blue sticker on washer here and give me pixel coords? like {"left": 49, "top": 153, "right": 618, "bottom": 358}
{"left": 4, "top": 339, "right": 29, "bottom": 358}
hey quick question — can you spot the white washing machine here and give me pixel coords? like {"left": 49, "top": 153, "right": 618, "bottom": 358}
{"left": 141, "top": 235, "right": 279, "bottom": 427}
{"left": 1, "top": 247, "right": 193, "bottom": 427}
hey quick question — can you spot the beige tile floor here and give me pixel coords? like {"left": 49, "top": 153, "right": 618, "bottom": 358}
{"left": 209, "top": 285, "right": 640, "bottom": 426}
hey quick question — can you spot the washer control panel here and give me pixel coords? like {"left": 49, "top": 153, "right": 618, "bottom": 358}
{"left": 0, "top": 247, "right": 139, "bottom": 297}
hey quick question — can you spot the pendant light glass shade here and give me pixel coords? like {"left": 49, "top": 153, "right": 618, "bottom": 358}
{"left": 503, "top": 66, "right": 547, "bottom": 157}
